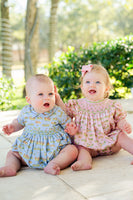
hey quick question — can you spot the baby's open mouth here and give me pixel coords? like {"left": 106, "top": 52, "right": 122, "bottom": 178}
{"left": 43, "top": 103, "right": 50, "bottom": 107}
{"left": 89, "top": 89, "right": 96, "bottom": 94}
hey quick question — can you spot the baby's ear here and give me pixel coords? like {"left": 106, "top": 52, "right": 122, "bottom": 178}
{"left": 106, "top": 86, "right": 110, "bottom": 92}
{"left": 26, "top": 96, "right": 31, "bottom": 104}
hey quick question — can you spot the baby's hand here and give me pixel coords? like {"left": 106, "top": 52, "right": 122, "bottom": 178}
{"left": 123, "top": 122, "right": 132, "bottom": 134}
{"left": 2, "top": 124, "right": 15, "bottom": 135}
{"left": 118, "top": 120, "right": 132, "bottom": 134}
{"left": 65, "top": 122, "right": 78, "bottom": 136}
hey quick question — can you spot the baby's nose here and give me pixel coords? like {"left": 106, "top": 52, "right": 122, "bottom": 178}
{"left": 90, "top": 81, "right": 95, "bottom": 86}
{"left": 43, "top": 94, "right": 49, "bottom": 99}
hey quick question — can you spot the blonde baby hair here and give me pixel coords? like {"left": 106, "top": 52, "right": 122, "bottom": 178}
{"left": 26, "top": 74, "right": 54, "bottom": 96}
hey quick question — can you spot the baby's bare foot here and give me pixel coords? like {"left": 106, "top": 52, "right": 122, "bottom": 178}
{"left": 0, "top": 166, "right": 17, "bottom": 177}
{"left": 131, "top": 160, "right": 133, "bottom": 165}
{"left": 71, "top": 160, "right": 92, "bottom": 171}
{"left": 44, "top": 162, "right": 60, "bottom": 175}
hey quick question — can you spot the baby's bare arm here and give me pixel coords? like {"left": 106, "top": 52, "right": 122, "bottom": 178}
{"left": 55, "top": 86, "right": 66, "bottom": 112}
{"left": 2, "top": 118, "right": 24, "bottom": 135}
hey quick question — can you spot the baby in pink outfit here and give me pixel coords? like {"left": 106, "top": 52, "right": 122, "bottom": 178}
{"left": 57, "top": 64, "right": 133, "bottom": 171}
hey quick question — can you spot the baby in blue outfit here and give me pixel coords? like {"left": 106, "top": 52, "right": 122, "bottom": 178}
{"left": 1, "top": 74, "right": 78, "bottom": 176}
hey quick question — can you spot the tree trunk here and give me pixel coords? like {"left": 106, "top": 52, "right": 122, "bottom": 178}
{"left": 1, "top": 0, "right": 12, "bottom": 77}
{"left": 48, "top": 0, "right": 59, "bottom": 62}
{"left": 24, "top": 0, "right": 39, "bottom": 82}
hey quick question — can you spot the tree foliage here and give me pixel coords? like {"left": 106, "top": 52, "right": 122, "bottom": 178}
{"left": 56, "top": 0, "right": 133, "bottom": 50}
{"left": 6, "top": 0, "right": 133, "bottom": 58}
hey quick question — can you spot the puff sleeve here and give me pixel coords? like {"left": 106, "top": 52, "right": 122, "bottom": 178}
{"left": 114, "top": 102, "right": 127, "bottom": 123}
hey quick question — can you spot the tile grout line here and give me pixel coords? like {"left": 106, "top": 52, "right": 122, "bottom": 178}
{"left": 57, "top": 176, "right": 88, "bottom": 200}
{"left": 0, "top": 133, "right": 13, "bottom": 144}
{"left": 83, "top": 188, "right": 133, "bottom": 199}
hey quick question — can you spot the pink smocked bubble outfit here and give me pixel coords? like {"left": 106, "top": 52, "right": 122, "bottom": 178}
{"left": 65, "top": 98, "right": 126, "bottom": 154}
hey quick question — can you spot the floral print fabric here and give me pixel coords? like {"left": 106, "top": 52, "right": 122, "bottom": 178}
{"left": 12, "top": 105, "right": 71, "bottom": 169}
{"left": 66, "top": 98, "right": 126, "bottom": 151}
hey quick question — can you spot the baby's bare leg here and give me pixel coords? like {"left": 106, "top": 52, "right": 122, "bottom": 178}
{"left": 71, "top": 145, "right": 92, "bottom": 171}
{"left": 44, "top": 144, "right": 78, "bottom": 175}
{"left": 110, "top": 142, "right": 121, "bottom": 154}
{"left": 0, "top": 150, "right": 23, "bottom": 177}
{"left": 117, "top": 132, "right": 133, "bottom": 159}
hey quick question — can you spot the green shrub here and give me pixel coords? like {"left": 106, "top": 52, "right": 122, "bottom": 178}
{"left": 0, "top": 76, "right": 15, "bottom": 110}
{"left": 48, "top": 36, "right": 133, "bottom": 101}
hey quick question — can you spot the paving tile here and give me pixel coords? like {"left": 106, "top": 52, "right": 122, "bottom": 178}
{"left": 0, "top": 110, "right": 20, "bottom": 127}
{"left": 118, "top": 99, "right": 133, "bottom": 112}
{"left": 0, "top": 135, "right": 11, "bottom": 149}
{"left": 59, "top": 150, "right": 133, "bottom": 199}
{"left": 0, "top": 130, "right": 23, "bottom": 144}
{"left": 89, "top": 189, "right": 133, "bottom": 200}
{"left": 0, "top": 169, "right": 86, "bottom": 200}
{"left": 0, "top": 149, "right": 10, "bottom": 166}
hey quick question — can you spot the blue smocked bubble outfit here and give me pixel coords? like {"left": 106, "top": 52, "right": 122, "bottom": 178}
{"left": 12, "top": 105, "right": 71, "bottom": 169}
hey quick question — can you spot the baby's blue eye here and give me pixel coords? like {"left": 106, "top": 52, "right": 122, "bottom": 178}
{"left": 86, "top": 81, "right": 90, "bottom": 84}
{"left": 96, "top": 81, "right": 101, "bottom": 84}
{"left": 49, "top": 92, "right": 54, "bottom": 96}
{"left": 38, "top": 93, "right": 43, "bottom": 96}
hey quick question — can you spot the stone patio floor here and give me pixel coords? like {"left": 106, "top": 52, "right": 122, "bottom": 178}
{"left": 0, "top": 99, "right": 133, "bottom": 200}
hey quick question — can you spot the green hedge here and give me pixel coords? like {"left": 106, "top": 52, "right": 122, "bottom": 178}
{"left": 0, "top": 76, "right": 15, "bottom": 110}
{"left": 48, "top": 36, "right": 133, "bottom": 101}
